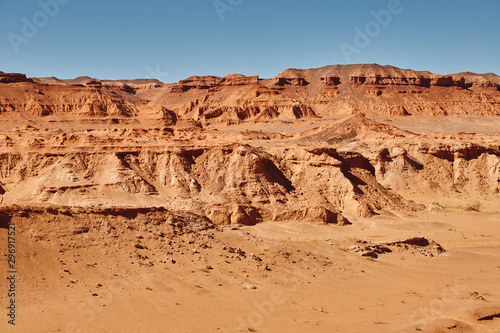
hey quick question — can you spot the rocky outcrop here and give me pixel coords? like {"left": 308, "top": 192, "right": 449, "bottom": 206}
{"left": 171, "top": 74, "right": 259, "bottom": 93}
{"left": 349, "top": 237, "right": 445, "bottom": 258}
{"left": 349, "top": 74, "right": 473, "bottom": 88}
{"left": 0, "top": 141, "right": 429, "bottom": 222}
{"left": 0, "top": 205, "right": 215, "bottom": 237}
{"left": 350, "top": 74, "right": 432, "bottom": 87}
{"left": 373, "top": 143, "right": 500, "bottom": 203}
{"left": 273, "top": 77, "right": 309, "bottom": 86}
{"left": 164, "top": 64, "right": 500, "bottom": 121}
{"left": 0, "top": 71, "right": 33, "bottom": 83}
{"left": 0, "top": 79, "right": 168, "bottom": 119}
{"left": 300, "top": 114, "right": 416, "bottom": 144}
{"left": 321, "top": 76, "right": 341, "bottom": 86}
{"left": 2, "top": 65, "right": 500, "bottom": 122}
{"left": 181, "top": 100, "right": 318, "bottom": 123}
{"left": 273, "top": 206, "right": 350, "bottom": 225}
{"left": 0, "top": 110, "right": 498, "bottom": 225}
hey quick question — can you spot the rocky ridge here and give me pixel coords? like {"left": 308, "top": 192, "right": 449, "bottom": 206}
{"left": 0, "top": 113, "right": 499, "bottom": 226}
{"left": 1, "top": 64, "right": 500, "bottom": 124}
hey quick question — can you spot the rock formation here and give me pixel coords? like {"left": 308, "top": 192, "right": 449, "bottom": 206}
{"left": 2, "top": 64, "right": 500, "bottom": 125}
{"left": 1, "top": 65, "right": 500, "bottom": 333}
{"left": 0, "top": 64, "right": 499, "bottom": 226}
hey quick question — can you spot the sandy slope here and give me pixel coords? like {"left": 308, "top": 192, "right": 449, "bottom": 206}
{"left": 1, "top": 209, "right": 500, "bottom": 333}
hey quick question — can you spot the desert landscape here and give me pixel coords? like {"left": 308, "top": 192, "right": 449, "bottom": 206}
{"left": 1, "top": 64, "right": 500, "bottom": 332}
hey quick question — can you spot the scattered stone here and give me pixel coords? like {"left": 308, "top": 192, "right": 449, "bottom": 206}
{"left": 241, "top": 282, "right": 257, "bottom": 290}
{"left": 349, "top": 237, "right": 444, "bottom": 258}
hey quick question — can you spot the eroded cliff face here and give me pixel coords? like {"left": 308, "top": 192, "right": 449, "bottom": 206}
{"left": 0, "top": 113, "right": 498, "bottom": 226}
{"left": 170, "top": 74, "right": 260, "bottom": 93}
{"left": 0, "top": 71, "right": 33, "bottom": 84}
{"left": 269, "top": 65, "right": 500, "bottom": 117}
{"left": 373, "top": 142, "right": 500, "bottom": 200}
{"left": 2, "top": 64, "right": 500, "bottom": 125}
{"left": 0, "top": 146, "right": 373, "bottom": 224}
{"left": 0, "top": 82, "right": 177, "bottom": 121}
{"left": 0, "top": 66, "right": 499, "bottom": 225}
{"left": 137, "top": 64, "right": 500, "bottom": 123}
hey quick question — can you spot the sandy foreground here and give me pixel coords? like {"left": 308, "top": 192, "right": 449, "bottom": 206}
{"left": 1, "top": 208, "right": 500, "bottom": 333}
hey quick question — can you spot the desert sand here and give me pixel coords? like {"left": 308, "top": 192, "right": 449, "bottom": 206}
{"left": 0, "top": 65, "right": 499, "bottom": 332}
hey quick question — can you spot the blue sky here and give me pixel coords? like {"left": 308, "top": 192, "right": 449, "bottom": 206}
{"left": 1, "top": 0, "right": 499, "bottom": 82}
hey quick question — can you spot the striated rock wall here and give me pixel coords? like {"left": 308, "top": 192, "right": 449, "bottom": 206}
{"left": 2, "top": 136, "right": 498, "bottom": 224}
{"left": 2, "top": 145, "right": 498, "bottom": 225}
{"left": 0, "top": 71, "right": 33, "bottom": 83}
{"left": 0, "top": 83, "right": 177, "bottom": 121}
{"left": 2, "top": 64, "right": 500, "bottom": 123}
{"left": 370, "top": 143, "right": 500, "bottom": 206}
{"left": 148, "top": 64, "right": 500, "bottom": 121}
{"left": 0, "top": 143, "right": 428, "bottom": 224}
{"left": 0, "top": 110, "right": 499, "bottom": 225}
{"left": 170, "top": 74, "right": 259, "bottom": 93}
{"left": 348, "top": 74, "right": 476, "bottom": 88}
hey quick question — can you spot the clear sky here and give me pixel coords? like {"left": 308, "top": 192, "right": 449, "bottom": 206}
{"left": 1, "top": 0, "right": 499, "bottom": 82}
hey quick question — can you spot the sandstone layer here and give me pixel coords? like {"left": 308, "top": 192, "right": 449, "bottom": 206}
{"left": 1, "top": 65, "right": 500, "bottom": 333}
{"left": 1, "top": 64, "right": 500, "bottom": 126}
